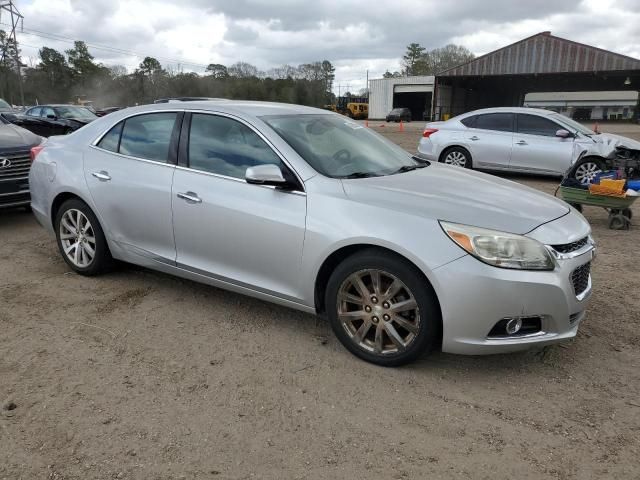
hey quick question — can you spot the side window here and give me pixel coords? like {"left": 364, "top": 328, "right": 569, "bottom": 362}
{"left": 42, "top": 107, "right": 55, "bottom": 118}
{"left": 27, "top": 107, "right": 41, "bottom": 117}
{"left": 460, "top": 115, "right": 477, "bottom": 128}
{"left": 119, "top": 113, "right": 177, "bottom": 162}
{"left": 97, "top": 122, "right": 124, "bottom": 152}
{"left": 188, "top": 114, "right": 283, "bottom": 179}
{"left": 475, "top": 113, "right": 513, "bottom": 133}
{"left": 517, "top": 114, "right": 561, "bottom": 137}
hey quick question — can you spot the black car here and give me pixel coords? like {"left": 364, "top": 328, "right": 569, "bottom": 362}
{"left": 0, "top": 98, "right": 20, "bottom": 124}
{"left": 0, "top": 116, "right": 42, "bottom": 209}
{"left": 96, "top": 106, "right": 123, "bottom": 117}
{"left": 386, "top": 107, "right": 412, "bottom": 122}
{"left": 16, "top": 104, "right": 98, "bottom": 137}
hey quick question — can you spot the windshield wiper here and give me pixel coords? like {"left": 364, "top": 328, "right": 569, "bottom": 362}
{"left": 340, "top": 172, "right": 379, "bottom": 179}
{"left": 393, "top": 163, "right": 428, "bottom": 174}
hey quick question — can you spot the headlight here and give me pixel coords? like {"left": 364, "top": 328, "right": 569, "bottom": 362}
{"left": 440, "top": 221, "right": 554, "bottom": 270}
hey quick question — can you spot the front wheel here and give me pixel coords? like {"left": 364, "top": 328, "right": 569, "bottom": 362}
{"left": 325, "top": 249, "right": 440, "bottom": 366}
{"left": 571, "top": 157, "right": 603, "bottom": 184}
{"left": 55, "top": 198, "right": 112, "bottom": 275}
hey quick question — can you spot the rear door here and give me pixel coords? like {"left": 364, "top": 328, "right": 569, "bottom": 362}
{"left": 84, "top": 111, "right": 182, "bottom": 263}
{"left": 463, "top": 113, "right": 514, "bottom": 169}
{"left": 511, "top": 113, "right": 575, "bottom": 175}
{"left": 171, "top": 112, "right": 307, "bottom": 301}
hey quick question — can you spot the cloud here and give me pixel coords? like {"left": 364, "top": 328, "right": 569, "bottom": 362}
{"left": 12, "top": 0, "right": 640, "bottom": 92}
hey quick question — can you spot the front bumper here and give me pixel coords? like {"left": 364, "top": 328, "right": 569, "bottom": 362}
{"left": 434, "top": 245, "right": 594, "bottom": 355}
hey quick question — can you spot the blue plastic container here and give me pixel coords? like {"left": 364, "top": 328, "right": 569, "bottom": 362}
{"left": 627, "top": 180, "right": 640, "bottom": 191}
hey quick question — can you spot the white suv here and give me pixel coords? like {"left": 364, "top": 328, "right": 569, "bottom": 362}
{"left": 417, "top": 107, "right": 640, "bottom": 183}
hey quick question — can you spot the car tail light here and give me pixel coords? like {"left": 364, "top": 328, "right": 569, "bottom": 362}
{"left": 423, "top": 128, "right": 439, "bottom": 138}
{"left": 30, "top": 145, "right": 45, "bottom": 163}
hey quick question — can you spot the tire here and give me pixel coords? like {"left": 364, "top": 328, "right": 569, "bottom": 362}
{"left": 325, "top": 249, "right": 440, "bottom": 366}
{"left": 55, "top": 198, "right": 112, "bottom": 276}
{"left": 570, "top": 203, "right": 583, "bottom": 213}
{"left": 608, "top": 212, "right": 629, "bottom": 230}
{"left": 622, "top": 208, "right": 633, "bottom": 220}
{"left": 571, "top": 157, "right": 604, "bottom": 185}
{"left": 440, "top": 146, "right": 472, "bottom": 169}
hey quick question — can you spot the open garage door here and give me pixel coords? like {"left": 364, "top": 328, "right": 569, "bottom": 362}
{"left": 393, "top": 87, "right": 432, "bottom": 120}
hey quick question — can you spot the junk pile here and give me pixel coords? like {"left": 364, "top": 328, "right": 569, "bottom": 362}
{"left": 557, "top": 170, "right": 639, "bottom": 230}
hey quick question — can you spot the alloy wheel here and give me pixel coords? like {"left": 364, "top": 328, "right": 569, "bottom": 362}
{"left": 337, "top": 269, "right": 420, "bottom": 355}
{"left": 574, "top": 161, "right": 601, "bottom": 184}
{"left": 444, "top": 151, "right": 467, "bottom": 167}
{"left": 59, "top": 209, "right": 97, "bottom": 268}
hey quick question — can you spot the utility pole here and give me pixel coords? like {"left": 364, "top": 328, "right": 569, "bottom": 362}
{"left": 0, "top": 0, "right": 25, "bottom": 105}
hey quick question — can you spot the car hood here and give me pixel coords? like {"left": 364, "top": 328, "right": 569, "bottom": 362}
{"left": 578, "top": 133, "right": 640, "bottom": 157}
{"left": 341, "top": 163, "right": 570, "bottom": 234}
{"left": 0, "top": 123, "right": 41, "bottom": 151}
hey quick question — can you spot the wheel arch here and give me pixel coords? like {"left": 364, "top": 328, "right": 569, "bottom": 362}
{"left": 51, "top": 191, "right": 87, "bottom": 226}
{"left": 313, "top": 243, "right": 443, "bottom": 343}
{"left": 439, "top": 145, "right": 472, "bottom": 166}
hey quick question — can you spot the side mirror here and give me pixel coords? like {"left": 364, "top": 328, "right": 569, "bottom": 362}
{"left": 556, "top": 129, "right": 572, "bottom": 138}
{"left": 245, "top": 164, "right": 287, "bottom": 186}
{"left": 46, "top": 114, "right": 56, "bottom": 120}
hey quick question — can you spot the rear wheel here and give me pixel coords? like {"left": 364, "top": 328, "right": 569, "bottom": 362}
{"left": 325, "top": 249, "right": 440, "bottom": 366}
{"left": 441, "top": 147, "right": 472, "bottom": 169}
{"left": 55, "top": 199, "right": 112, "bottom": 275}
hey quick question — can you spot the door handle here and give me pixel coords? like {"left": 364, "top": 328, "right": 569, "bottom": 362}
{"left": 177, "top": 191, "right": 202, "bottom": 204}
{"left": 516, "top": 140, "right": 528, "bottom": 146}
{"left": 91, "top": 171, "right": 111, "bottom": 181}
{"left": 469, "top": 136, "right": 479, "bottom": 141}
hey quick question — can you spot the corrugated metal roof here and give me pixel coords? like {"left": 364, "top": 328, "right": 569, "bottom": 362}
{"left": 438, "top": 32, "right": 640, "bottom": 77}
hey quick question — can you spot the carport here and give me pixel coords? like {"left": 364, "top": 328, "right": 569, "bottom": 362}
{"left": 433, "top": 32, "right": 640, "bottom": 121}
{"left": 393, "top": 84, "right": 432, "bottom": 120}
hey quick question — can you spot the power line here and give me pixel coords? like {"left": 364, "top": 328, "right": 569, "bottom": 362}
{"left": 0, "top": 22, "right": 211, "bottom": 70}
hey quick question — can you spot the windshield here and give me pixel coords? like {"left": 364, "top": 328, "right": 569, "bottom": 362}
{"left": 55, "top": 106, "right": 97, "bottom": 120}
{"left": 550, "top": 113, "right": 595, "bottom": 136}
{"left": 0, "top": 99, "right": 11, "bottom": 110}
{"left": 262, "top": 114, "right": 423, "bottom": 178}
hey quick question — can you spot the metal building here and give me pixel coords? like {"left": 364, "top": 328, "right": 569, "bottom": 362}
{"left": 434, "top": 31, "right": 640, "bottom": 120}
{"left": 523, "top": 91, "right": 639, "bottom": 120}
{"left": 368, "top": 75, "right": 434, "bottom": 120}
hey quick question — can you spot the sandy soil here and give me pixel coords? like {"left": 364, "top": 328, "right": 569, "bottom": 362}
{"left": 1, "top": 123, "right": 640, "bottom": 479}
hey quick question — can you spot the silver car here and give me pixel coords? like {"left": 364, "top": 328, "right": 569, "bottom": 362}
{"left": 418, "top": 106, "right": 640, "bottom": 183}
{"left": 29, "top": 101, "right": 595, "bottom": 366}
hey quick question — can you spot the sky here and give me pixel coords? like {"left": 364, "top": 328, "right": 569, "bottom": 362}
{"left": 6, "top": 0, "right": 640, "bottom": 93}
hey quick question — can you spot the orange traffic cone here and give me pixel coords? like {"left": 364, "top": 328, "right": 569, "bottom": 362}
{"left": 593, "top": 121, "right": 600, "bottom": 133}
{"left": 399, "top": 120, "right": 404, "bottom": 132}
{"left": 365, "top": 119, "right": 369, "bottom": 128}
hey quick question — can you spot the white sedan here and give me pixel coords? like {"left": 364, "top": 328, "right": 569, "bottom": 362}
{"left": 417, "top": 107, "right": 640, "bottom": 183}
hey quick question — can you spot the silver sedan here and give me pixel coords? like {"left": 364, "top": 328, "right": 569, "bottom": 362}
{"left": 418, "top": 106, "right": 640, "bottom": 183}
{"left": 29, "top": 101, "right": 595, "bottom": 366}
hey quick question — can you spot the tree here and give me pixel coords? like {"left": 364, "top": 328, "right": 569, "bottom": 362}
{"left": 227, "top": 61, "right": 258, "bottom": 78}
{"left": 423, "top": 44, "right": 475, "bottom": 74}
{"left": 38, "top": 47, "right": 70, "bottom": 87}
{"left": 402, "top": 43, "right": 426, "bottom": 76}
{"left": 66, "top": 41, "right": 99, "bottom": 77}
{"left": 206, "top": 63, "right": 228, "bottom": 79}
{"left": 138, "top": 56, "right": 163, "bottom": 77}
{"left": 320, "top": 60, "right": 335, "bottom": 101}
{"left": 382, "top": 70, "right": 402, "bottom": 78}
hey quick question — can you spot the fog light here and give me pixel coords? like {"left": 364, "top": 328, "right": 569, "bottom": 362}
{"left": 505, "top": 318, "right": 523, "bottom": 335}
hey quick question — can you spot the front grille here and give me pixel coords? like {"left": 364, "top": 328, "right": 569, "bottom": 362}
{"left": 571, "top": 262, "right": 591, "bottom": 296}
{"left": 552, "top": 236, "right": 589, "bottom": 254}
{"left": 0, "top": 151, "right": 31, "bottom": 181}
{"left": 0, "top": 191, "right": 30, "bottom": 206}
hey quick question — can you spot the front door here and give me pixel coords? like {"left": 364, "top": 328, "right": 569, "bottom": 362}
{"left": 84, "top": 112, "right": 181, "bottom": 262}
{"left": 511, "top": 114, "right": 575, "bottom": 175}
{"left": 171, "top": 112, "right": 307, "bottom": 301}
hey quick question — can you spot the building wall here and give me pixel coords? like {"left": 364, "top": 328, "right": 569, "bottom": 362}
{"left": 369, "top": 76, "right": 434, "bottom": 119}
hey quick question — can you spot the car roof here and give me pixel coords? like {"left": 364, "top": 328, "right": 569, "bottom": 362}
{"left": 118, "top": 100, "right": 326, "bottom": 117}
{"left": 458, "top": 106, "right": 556, "bottom": 118}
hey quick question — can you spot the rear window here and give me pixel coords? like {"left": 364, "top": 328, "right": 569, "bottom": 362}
{"left": 97, "top": 122, "right": 123, "bottom": 152}
{"left": 474, "top": 113, "right": 513, "bottom": 133}
{"left": 460, "top": 115, "right": 477, "bottom": 127}
{"left": 118, "top": 113, "right": 178, "bottom": 162}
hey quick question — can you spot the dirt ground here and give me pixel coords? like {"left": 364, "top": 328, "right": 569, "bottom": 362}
{"left": 2, "top": 123, "right": 640, "bottom": 480}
